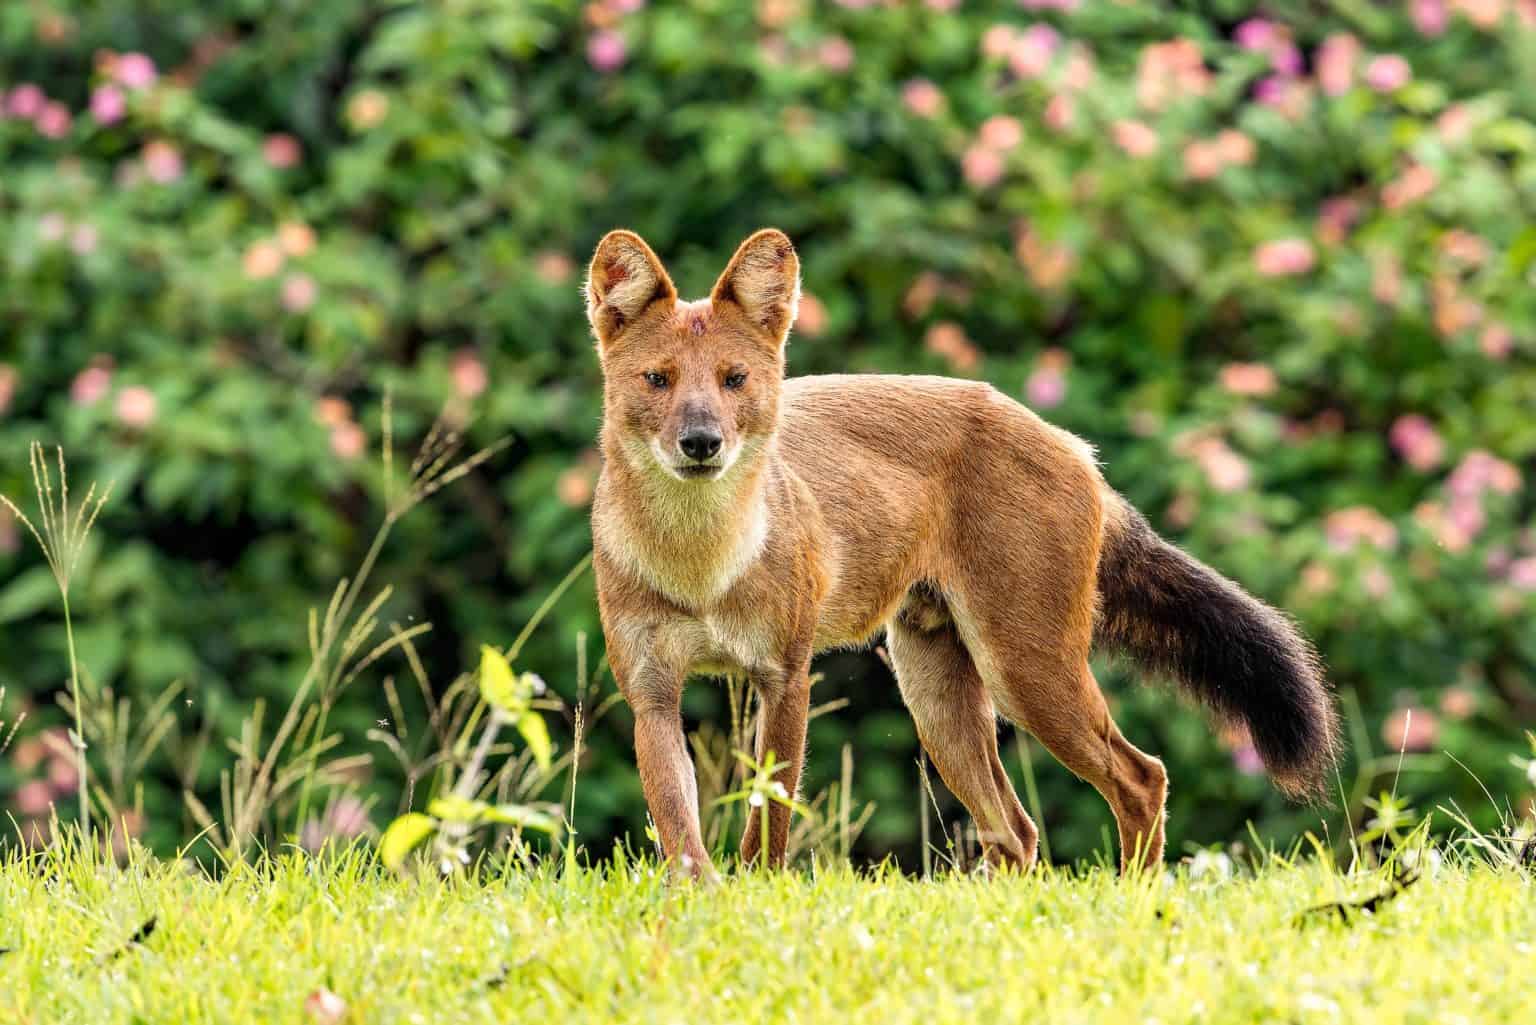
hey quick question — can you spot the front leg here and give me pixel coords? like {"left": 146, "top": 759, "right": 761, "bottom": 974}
{"left": 612, "top": 652, "right": 717, "bottom": 883}
{"left": 740, "top": 668, "right": 812, "bottom": 870}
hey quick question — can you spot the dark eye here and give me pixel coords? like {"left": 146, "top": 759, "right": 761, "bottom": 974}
{"left": 643, "top": 371, "right": 669, "bottom": 389}
{"left": 723, "top": 371, "right": 748, "bottom": 390}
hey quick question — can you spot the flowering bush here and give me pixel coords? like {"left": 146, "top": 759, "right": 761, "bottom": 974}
{"left": 3, "top": 0, "right": 1535, "bottom": 862}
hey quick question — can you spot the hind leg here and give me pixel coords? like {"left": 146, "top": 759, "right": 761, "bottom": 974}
{"left": 887, "top": 617, "right": 1038, "bottom": 871}
{"left": 992, "top": 655, "right": 1167, "bottom": 872}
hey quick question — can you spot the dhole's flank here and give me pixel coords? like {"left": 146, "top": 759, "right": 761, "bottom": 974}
{"left": 586, "top": 228, "right": 1338, "bottom": 880}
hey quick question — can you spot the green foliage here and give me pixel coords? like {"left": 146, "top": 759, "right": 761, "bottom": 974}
{"left": 3, "top": 1, "right": 1536, "bottom": 863}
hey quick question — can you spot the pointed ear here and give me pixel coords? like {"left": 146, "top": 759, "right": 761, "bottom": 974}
{"left": 585, "top": 230, "right": 677, "bottom": 349}
{"left": 710, "top": 229, "right": 800, "bottom": 343}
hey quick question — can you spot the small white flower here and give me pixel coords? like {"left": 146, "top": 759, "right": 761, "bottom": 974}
{"left": 747, "top": 792, "right": 765, "bottom": 808}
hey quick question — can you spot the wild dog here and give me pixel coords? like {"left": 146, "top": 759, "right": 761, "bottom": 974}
{"left": 586, "top": 228, "right": 1338, "bottom": 881}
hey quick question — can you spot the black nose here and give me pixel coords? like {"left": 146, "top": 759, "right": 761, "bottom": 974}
{"left": 679, "top": 428, "right": 723, "bottom": 462}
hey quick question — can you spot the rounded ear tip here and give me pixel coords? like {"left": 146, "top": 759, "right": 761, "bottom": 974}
{"left": 593, "top": 228, "right": 645, "bottom": 253}
{"left": 748, "top": 227, "right": 794, "bottom": 249}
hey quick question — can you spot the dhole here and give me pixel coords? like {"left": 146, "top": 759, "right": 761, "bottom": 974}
{"left": 586, "top": 228, "right": 1338, "bottom": 880}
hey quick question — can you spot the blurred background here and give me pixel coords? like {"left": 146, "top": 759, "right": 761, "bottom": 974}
{"left": 2, "top": 0, "right": 1535, "bottom": 868}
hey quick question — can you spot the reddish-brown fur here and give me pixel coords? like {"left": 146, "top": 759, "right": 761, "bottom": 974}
{"left": 586, "top": 229, "right": 1334, "bottom": 881}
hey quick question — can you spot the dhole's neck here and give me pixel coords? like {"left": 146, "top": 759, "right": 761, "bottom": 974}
{"left": 598, "top": 431, "right": 777, "bottom": 607}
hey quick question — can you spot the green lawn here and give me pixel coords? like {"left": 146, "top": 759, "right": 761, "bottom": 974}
{"left": 3, "top": 847, "right": 1532, "bottom": 1025}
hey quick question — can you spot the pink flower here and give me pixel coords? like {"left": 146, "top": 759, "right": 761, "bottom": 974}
{"left": 1315, "top": 33, "right": 1360, "bottom": 96}
{"left": 980, "top": 25, "right": 1017, "bottom": 61}
{"left": 796, "top": 293, "right": 828, "bottom": 336}
{"left": 817, "top": 36, "right": 854, "bottom": 73}
{"left": 279, "top": 221, "right": 316, "bottom": 257}
{"left": 1215, "top": 129, "right": 1255, "bottom": 166}
{"left": 6, "top": 83, "right": 45, "bottom": 119}
{"left": 1182, "top": 140, "right": 1222, "bottom": 180}
{"left": 142, "top": 140, "right": 183, "bottom": 183}
{"left": 1255, "top": 75, "right": 1312, "bottom": 119}
{"left": 451, "top": 349, "right": 488, "bottom": 398}
{"left": 1219, "top": 362, "right": 1277, "bottom": 397}
{"left": 1480, "top": 323, "right": 1513, "bottom": 360}
{"left": 1390, "top": 414, "right": 1445, "bottom": 471}
{"left": 0, "top": 363, "right": 15, "bottom": 415}
{"left": 1253, "top": 238, "right": 1314, "bottom": 277}
{"left": 114, "top": 52, "right": 159, "bottom": 90}
{"left": 38, "top": 212, "right": 67, "bottom": 242}
{"left": 961, "top": 144, "right": 1005, "bottom": 189}
{"left": 1382, "top": 707, "right": 1439, "bottom": 752}
{"left": 978, "top": 115, "right": 1023, "bottom": 152}
{"left": 1009, "top": 24, "right": 1060, "bottom": 79}
{"left": 1364, "top": 54, "right": 1411, "bottom": 92}
{"left": 346, "top": 89, "right": 389, "bottom": 130}
{"left": 330, "top": 421, "right": 366, "bottom": 460}
{"left": 1325, "top": 506, "right": 1398, "bottom": 551}
{"left": 1232, "top": 745, "right": 1265, "bottom": 775}
{"left": 924, "top": 322, "right": 980, "bottom": 374}
{"left": 1438, "top": 103, "right": 1474, "bottom": 143}
{"left": 1234, "top": 18, "right": 1277, "bottom": 51}
{"left": 1137, "top": 39, "right": 1210, "bottom": 111}
{"left": 115, "top": 386, "right": 157, "bottom": 429}
{"left": 281, "top": 273, "right": 317, "bottom": 313}
{"left": 71, "top": 363, "right": 112, "bottom": 405}
{"left": 1317, "top": 197, "right": 1360, "bottom": 246}
{"left": 243, "top": 240, "right": 284, "bottom": 279}
{"left": 1412, "top": 0, "right": 1449, "bottom": 35}
{"left": 36, "top": 102, "right": 71, "bottom": 139}
{"left": 1112, "top": 119, "right": 1158, "bottom": 157}
{"left": 16, "top": 780, "right": 53, "bottom": 816}
{"left": 902, "top": 78, "right": 945, "bottom": 119}
{"left": 1383, "top": 164, "right": 1437, "bottom": 209}
{"left": 69, "top": 223, "right": 99, "bottom": 255}
{"left": 1449, "top": 450, "right": 1521, "bottom": 497}
{"left": 1509, "top": 557, "right": 1536, "bottom": 591}
{"left": 90, "top": 84, "right": 126, "bottom": 124}
{"left": 534, "top": 250, "right": 574, "bottom": 284}
{"left": 587, "top": 30, "right": 627, "bottom": 72}
{"left": 262, "top": 133, "right": 302, "bottom": 168}
{"left": 1025, "top": 365, "right": 1066, "bottom": 408}
{"left": 1043, "top": 93, "right": 1075, "bottom": 131}
{"left": 1440, "top": 685, "right": 1477, "bottom": 719}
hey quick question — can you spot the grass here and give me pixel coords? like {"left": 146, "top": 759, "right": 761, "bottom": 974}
{"left": 1, "top": 843, "right": 1532, "bottom": 1024}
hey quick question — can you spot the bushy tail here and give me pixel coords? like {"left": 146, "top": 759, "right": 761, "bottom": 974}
{"left": 1094, "top": 494, "right": 1339, "bottom": 798}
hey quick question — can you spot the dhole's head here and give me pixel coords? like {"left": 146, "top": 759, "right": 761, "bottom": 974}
{"left": 586, "top": 229, "right": 800, "bottom": 483}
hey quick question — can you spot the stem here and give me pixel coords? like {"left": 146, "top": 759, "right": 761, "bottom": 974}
{"left": 61, "top": 590, "right": 89, "bottom": 835}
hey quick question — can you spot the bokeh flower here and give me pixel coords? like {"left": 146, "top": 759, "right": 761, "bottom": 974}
{"left": 1253, "top": 238, "right": 1314, "bottom": 277}
{"left": 1389, "top": 414, "right": 1445, "bottom": 471}
{"left": 71, "top": 361, "right": 113, "bottom": 405}
{"left": 587, "top": 30, "right": 627, "bottom": 72}
{"left": 6, "top": 83, "right": 45, "bottom": 118}
{"left": 263, "top": 133, "right": 303, "bottom": 168}
{"left": 142, "top": 140, "right": 184, "bottom": 183}
{"left": 1009, "top": 24, "right": 1059, "bottom": 79}
{"left": 1412, "top": 0, "right": 1449, "bottom": 35}
{"left": 1111, "top": 119, "right": 1158, "bottom": 157}
{"left": 451, "top": 349, "right": 488, "bottom": 398}
{"left": 1025, "top": 350, "right": 1069, "bottom": 408}
{"left": 0, "top": 363, "right": 16, "bottom": 415}
{"left": 535, "top": 250, "right": 575, "bottom": 284}
{"left": 36, "top": 102, "right": 71, "bottom": 138}
{"left": 330, "top": 421, "right": 366, "bottom": 460}
{"left": 1364, "top": 54, "right": 1411, "bottom": 92}
{"left": 243, "top": 239, "right": 284, "bottom": 279}
{"left": 960, "top": 144, "right": 1005, "bottom": 189}
{"left": 113, "top": 52, "right": 158, "bottom": 90}
{"left": 1325, "top": 506, "right": 1399, "bottom": 551}
{"left": 346, "top": 89, "right": 389, "bottom": 130}
{"left": 281, "top": 273, "right": 317, "bottom": 313}
{"left": 1219, "top": 363, "right": 1277, "bottom": 397}
{"left": 115, "top": 385, "right": 158, "bottom": 429}
{"left": 901, "top": 78, "right": 945, "bottom": 118}
{"left": 795, "top": 292, "right": 828, "bottom": 336}
{"left": 816, "top": 35, "right": 854, "bottom": 73}
{"left": 924, "top": 321, "right": 980, "bottom": 373}
{"left": 279, "top": 221, "right": 316, "bottom": 257}
{"left": 90, "top": 84, "right": 126, "bottom": 124}
{"left": 1383, "top": 163, "right": 1436, "bottom": 209}
{"left": 1315, "top": 33, "right": 1360, "bottom": 96}
{"left": 978, "top": 115, "right": 1023, "bottom": 152}
{"left": 1382, "top": 706, "right": 1439, "bottom": 752}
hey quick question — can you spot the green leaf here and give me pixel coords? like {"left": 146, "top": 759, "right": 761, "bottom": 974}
{"left": 478, "top": 644, "right": 529, "bottom": 717}
{"left": 0, "top": 567, "right": 59, "bottom": 624}
{"left": 483, "top": 804, "right": 561, "bottom": 834}
{"left": 516, "top": 710, "right": 552, "bottom": 773}
{"left": 378, "top": 813, "right": 436, "bottom": 871}
{"left": 428, "top": 796, "right": 490, "bottom": 824}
